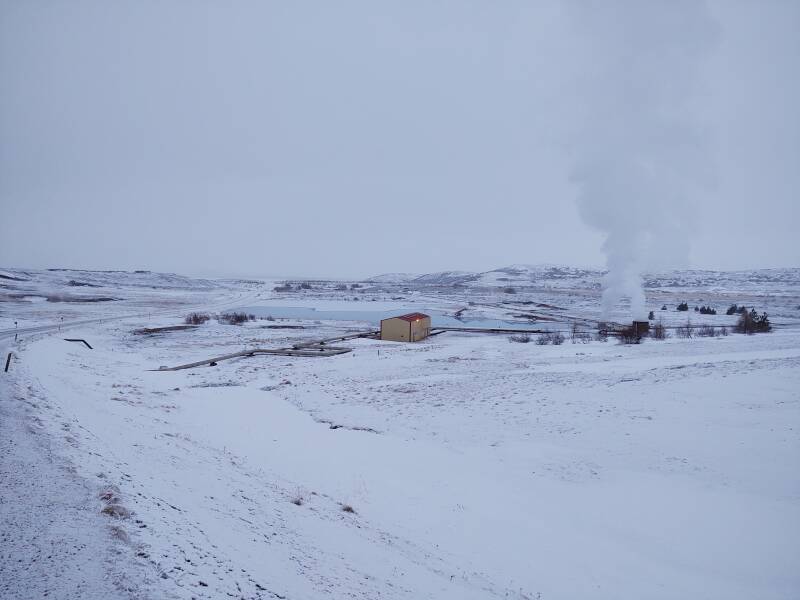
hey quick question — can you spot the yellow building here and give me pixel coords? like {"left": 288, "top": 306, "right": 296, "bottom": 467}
{"left": 380, "top": 312, "right": 432, "bottom": 342}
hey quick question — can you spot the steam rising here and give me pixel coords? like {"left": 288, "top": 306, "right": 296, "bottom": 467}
{"left": 569, "top": 1, "right": 717, "bottom": 319}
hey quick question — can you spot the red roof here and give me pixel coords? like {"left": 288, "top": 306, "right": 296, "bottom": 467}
{"left": 385, "top": 312, "right": 430, "bottom": 322}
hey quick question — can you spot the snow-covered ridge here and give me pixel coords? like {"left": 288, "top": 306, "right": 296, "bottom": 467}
{"left": 0, "top": 268, "right": 222, "bottom": 293}
{"left": 367, "top": 264, "right": 800, "bottom": 291}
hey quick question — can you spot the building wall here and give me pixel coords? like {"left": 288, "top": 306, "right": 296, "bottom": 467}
{"left": 410, "top": 316, "right": 431, "bottom": 341}
{"left": 380, "top": 318, "right": 411, "bottom": 341}
{"left": 380, "top": 316, "right": 431, "bottom": 342}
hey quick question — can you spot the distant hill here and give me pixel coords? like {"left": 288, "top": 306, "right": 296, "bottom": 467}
{"left": 367, "top": 264, "right": 800, "bottom": 293}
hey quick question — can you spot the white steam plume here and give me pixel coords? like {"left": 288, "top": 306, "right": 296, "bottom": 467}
{"left": 569, "top": 1, "right": 717, "bottom": 320}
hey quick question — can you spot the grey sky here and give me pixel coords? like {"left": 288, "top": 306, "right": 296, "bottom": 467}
{"left": 1, "top": 0, "right": 797, "bottom": 279}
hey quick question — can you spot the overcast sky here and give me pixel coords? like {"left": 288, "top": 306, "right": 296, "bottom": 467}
{"left": 1, "top": 0, "right": 797, "bottom": 279}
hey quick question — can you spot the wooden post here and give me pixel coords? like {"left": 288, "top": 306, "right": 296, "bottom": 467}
{"left": 4, "top": 353, "right": 12, "bottom": 373}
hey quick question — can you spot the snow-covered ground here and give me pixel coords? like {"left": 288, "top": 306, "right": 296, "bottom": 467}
{"left": 1, "top": 267, "right": 799, "bottom": 599}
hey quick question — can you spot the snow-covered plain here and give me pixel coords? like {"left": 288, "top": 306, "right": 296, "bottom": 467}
{"left": 1, "top": 267, "right": 799, "bottom": 599}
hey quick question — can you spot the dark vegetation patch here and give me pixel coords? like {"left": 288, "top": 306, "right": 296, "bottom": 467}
{"left": 184, "top": 312, "right": 211, "bottom": 325}
{"left": 726, "top": 304, "right": 748, "bottom": 316}
{"left": 617, "top": 326, "right": 642, "bottom": 344}
{"left": 734, "top": 309, "right": 771, "bottom": 334}
{"left": 218, "top": 312, "right": 256, "bottom": 325}
{"left": 134, "top": 325, "right": 197, "bottom": 335}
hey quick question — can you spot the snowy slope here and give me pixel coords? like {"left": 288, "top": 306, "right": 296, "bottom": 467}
{"left": 2, "top": 270, "right": 799, "bottom": 599}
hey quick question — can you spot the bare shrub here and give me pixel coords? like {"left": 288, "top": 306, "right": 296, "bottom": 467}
{"left": 676, "top": 321, "right": 693, "bottom": 339}
{"left": 697, "top": 325, "right": 716, "bottom": 337}
{"left": 651, "top": 321, "right": 669, "bottom": 340}
{"left": 535, "top": 332, "right": 565, "bottom": 345}
{"left": 568, "top": 323, "right": 591, "bottom": 343}
{"left": 509, "top": 333, "right": 531, "bottom": 343}
{"left": 595, "top": 327, "right": 609, "bottom": 342}
{"left": 717, "top": 326, "right": 729, "bottom": 337}
{"left": 341, "top": 504, "right": 356, "bottom": 513}
{"left": 184, "top": 312, "right": 210, "bottom": 325}
{"left": 576, "top": 331, "right": 591, "bottom": 343}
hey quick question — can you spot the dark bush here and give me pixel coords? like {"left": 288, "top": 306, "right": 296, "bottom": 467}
{"left": 734, "top": 309, "right": 771, "bottom": 334}
{"left": 677, "top": 302, "right": 689, "bottom": 312}
{"left": 648, "top": 311, "right": 655, "bottom": 320}
{"left": 335, "top": 284, "right": 348, "bottom": 291}
{"left": 699, "top": 306, "right": 717, "bottom": 315}
{"left": 299, "top": 282, "right": 312, "bottom": 290}
{"left": 503, "top": 287, "right": 517, "bottom": 294}
{"left": 661, "top": 304, "right": 668, "bottom": 311}
{"left": 509, "top": 333, "right": 531, "bottom": 343}
{"left": 273, "top": 284, "right": 292, "bottom": 292}
{"left": 184, "top": 312, "right": 210, "bottom": 325}
{"left": 618, "top": 326, "right": 642, "bottom": 344}
{"left": 219, "top": 312, "right": 255, "bottom": 325}
{"left": 726, "top": 304, "right": 747, "bottom": 316}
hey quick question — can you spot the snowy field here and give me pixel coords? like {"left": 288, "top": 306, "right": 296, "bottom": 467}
{"left": 1, "top": 267, "right": 799, "bottom": 599}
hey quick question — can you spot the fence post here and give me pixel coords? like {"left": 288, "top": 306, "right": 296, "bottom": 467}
{"left": 4, "top": 353, "right": 12, "bottom": 373}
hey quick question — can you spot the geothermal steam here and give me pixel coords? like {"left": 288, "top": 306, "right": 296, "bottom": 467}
{"left": 569, "top": 1, "right": 716, "bottom": 319}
